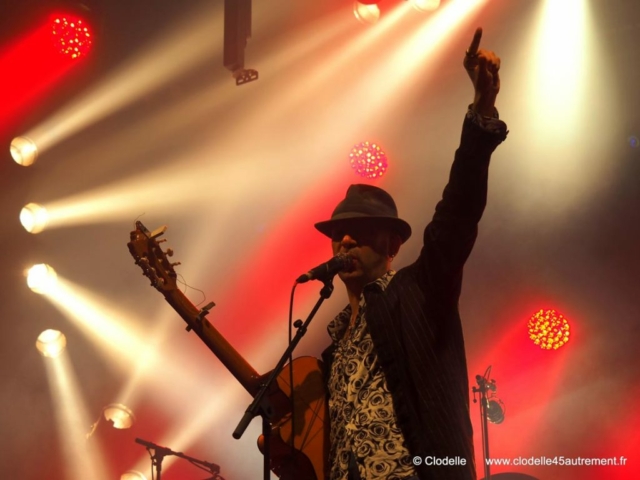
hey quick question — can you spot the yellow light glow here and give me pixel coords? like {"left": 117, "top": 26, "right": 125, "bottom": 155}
{"left": 530, "top": 0, "right": 588, "bottom": 130}
{"left": 20, "top": 1, "right": 256, "bottom": 159}
{"left": 18, "top": 4, "right": 414, "bottom": 233}
{"left": 354, "top": 1, "right": 380, "bottom": 24}
{"left": 528, "top": 309, "right": 571, "bottom": 350}
{"left": 121, "top": 472, "right": 147, "bottom": 480}
{"left": 492, "top": 0, "right": 617, "bottom": 229}
{"left": 128, "top": 385, "right": 244, "bottom": 475}
{"left": 103, "top": 403, "right": 135, "bottom": 429}
{"left": 411, "top": 0, "right": 441, "bottom": 12}
{"left": 27, "top": 264, "right": 58, "bottom": 295}
{"left": 41, "top": 276, "right": 220, "bottom": 410}
{"left": 43, "top": 277, "right": 164, "bottom": 373}
{"left": 20, "top": 203, "right": 49, "bottom": 234}
{"left": 36, "top": 329, "right": 67, "bottom": 358}
{"left": 10, "top": 136, "right": 38, "bottom": 166}
{"left": 44, "top": 353, "right": 109, "bottom": 480}
{"left": 338, "top": 0, "right": 489, "bottom": 130}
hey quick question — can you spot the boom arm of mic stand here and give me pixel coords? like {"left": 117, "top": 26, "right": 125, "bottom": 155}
{"left": 233, "top": 280, "right": 334, "bottom": 480}
{"left": 135, "top": 438, "right": 221, "bottom": 475}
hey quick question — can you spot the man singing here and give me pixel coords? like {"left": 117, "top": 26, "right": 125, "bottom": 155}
{"left": 316, "top": 28, "right": 507, "bottom": 480}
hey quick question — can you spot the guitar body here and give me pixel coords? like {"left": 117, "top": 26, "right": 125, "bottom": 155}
{"left": 127, "top": 222, "right": 329, "bottom": 480}
{"left": 259, "top": 356, "right": 329, "bottom": 480}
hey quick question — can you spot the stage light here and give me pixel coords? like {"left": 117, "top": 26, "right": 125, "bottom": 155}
{"left": 27, "top": 264, "right": 58, "bottom": 294}
{"left": 486, "top": 398, "right": 505, "bottom": 424}
{"left": 353, "top": 1, "right": 381, "bottom": 24}
{"left": 349, "top": 141, "right": 388, "bottom": 179}
{"left": 36, "top": 329, "right": 67, "bottom": 357}
{"left": 87, "top": 404, "right": 135, "bottom": 438}
{"left": 121, "top": 472, "right": 147, "bottom": 480}
{"left": 103, "top": 403, "right": 135, "bottom": 429}
{"left": 409, "top": 0, "right": 441, "bottom": 12}
{"left": 51, "top": 14, "right": 93, "bottom": 59}
{"left": 20, "top": 203, "right": 49, "bottom": 234}
{"left": 10, "top": 136, "right": 38, "bottom": 166}
{"left": 528, "top": 309, "right": 571, "bottom": 350}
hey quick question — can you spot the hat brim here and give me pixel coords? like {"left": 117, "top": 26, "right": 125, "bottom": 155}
{"left": 314, "top": 214, "right": 412, "bottom": 244}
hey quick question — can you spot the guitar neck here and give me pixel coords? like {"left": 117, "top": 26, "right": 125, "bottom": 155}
{"left": 163, "top": 289, "right": 261, "bottom": 396}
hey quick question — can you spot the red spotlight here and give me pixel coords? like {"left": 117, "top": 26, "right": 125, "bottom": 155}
{"left": 527, "top": 308, "right": 571, "bottom": 350}
{"left": 349, "top": 141, "right": 388, "bottom": 179}
{"left": 51, "top": 14, "right": 93, "bottom": 59}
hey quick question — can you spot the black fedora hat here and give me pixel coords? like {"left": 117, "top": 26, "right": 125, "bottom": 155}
{"left": 314, "top": 184, "right": 412, "bottom": 243}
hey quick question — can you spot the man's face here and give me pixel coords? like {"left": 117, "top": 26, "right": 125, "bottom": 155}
{"left": 330, "top": 222, "right": 395, "bottom": 288}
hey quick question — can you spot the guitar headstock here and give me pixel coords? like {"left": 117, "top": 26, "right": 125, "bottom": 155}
{"left": 127, "top": 221, "right": 181, "bottom": 293}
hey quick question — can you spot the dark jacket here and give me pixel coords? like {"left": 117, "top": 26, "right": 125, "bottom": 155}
{"left": 323, "top": 115, "right": 507, "bottom": 480}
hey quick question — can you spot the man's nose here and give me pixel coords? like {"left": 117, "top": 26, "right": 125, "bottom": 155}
{"left": 339, "top": 234, "right": 357, "bottom": 248}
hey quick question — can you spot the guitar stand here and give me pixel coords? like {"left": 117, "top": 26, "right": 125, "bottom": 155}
{"left": 135, "top": 437, "right": 222, "bottom": 480}
{"left": 232, "top": 279, "right": 335, "bottom": 480}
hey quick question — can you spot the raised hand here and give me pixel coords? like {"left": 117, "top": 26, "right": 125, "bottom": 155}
{"left": 463, "top": 28, "right": 500, "bottom": 117}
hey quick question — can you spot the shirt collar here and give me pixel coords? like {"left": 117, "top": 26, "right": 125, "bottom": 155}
{"left": 327, "top": 270, "right": 395, "bottom": 342}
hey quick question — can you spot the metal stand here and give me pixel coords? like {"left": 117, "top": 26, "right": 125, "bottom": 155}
{"left": 473, "top": 368, "right": 498, "bottom": 480}
{"left": 135, "top": 437, "right": 221, "bottom": 479}
{"left": 232, "top": 280, "right": 334, "bottom": 480}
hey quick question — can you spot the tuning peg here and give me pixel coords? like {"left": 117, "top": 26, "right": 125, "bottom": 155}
{"left": 171, "top": 262, "right": 181, "bottom": 267}
{"left": 150, "top": 225, "right": 168, "bottom": 238}
{"left": 158, "top": 239, "right": 167, "bottom": 244}
{"left": 166, "top": 248, "right": 174, "bottom": 257}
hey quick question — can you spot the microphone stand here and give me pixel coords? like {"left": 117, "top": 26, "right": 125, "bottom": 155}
{"left": 232, "top": 279, "right": 335, "bottom": 480}
{"left": 135, "top": 437, "right": 221, "bottom": 479}
{"left": 473, "top": 372, "right": 493, "bottom": 480}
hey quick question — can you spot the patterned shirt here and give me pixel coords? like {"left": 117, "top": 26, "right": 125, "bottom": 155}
{"left": 327, "top": 271, "right": 417, "bottom": 480}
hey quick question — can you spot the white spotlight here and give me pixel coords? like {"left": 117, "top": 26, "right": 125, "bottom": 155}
{"left": 354, "top": 1, "right": 381, "bottom": 24}
{"left": 20, "top": 203, "right": 49, "bottom": 234}
{"left": 410, "top": 0, "right": 440, "bottom": 12}
{"left": 103, "top": 403, "right": 136, "bottom": 429}
{"left": 10, "top": 136, "right": 38, "bottom": 167}
{"left": 26, "top": 264, "right": 58, "bottom": 294}
{"left": 121, "top": 472, "right": 147, "bottom": 480}
{"left": 36, "top": 329, "right": 67, "bottom": 358}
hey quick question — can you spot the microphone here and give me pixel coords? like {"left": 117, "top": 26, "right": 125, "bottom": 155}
{"left": 135, "top": 437, "right": 171, "bottom": 454}
{"left": 296, "top": 253, "right": 352, "bottom": 284}
{"left": 475, "top": 375, "right": 496, "bottom": 391}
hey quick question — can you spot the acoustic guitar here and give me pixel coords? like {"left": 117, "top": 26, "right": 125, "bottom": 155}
{"left": 127, "top": 221, "right": 329, "bottom": 479}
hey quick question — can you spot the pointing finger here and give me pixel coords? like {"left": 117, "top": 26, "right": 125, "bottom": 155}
{"left": 466, "top": 27, "right": 483, "bottom": 56}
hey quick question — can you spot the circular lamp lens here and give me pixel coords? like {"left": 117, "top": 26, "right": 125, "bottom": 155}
{"left": 121, "top": 472, "right": 147, "bottom": 480}
{"left": 410, "top": 0, "right": 441, "bottom": 12}
{"left": 10, "top": 137, "right": 38, "bottom": 167}
{"left": 27, "top": 264, "right": 58, "bottom": 294}
{"left": 353, "top": 1, "right": 380, "bottom": 24}
{"left": 20, "top": 203, "right": 49, "bottom": 234}
{"left": 104, "top": 404, "right": 135, "bottom": 429}
{"left": 36, "top": 329, "right": 67, "bottom": 358}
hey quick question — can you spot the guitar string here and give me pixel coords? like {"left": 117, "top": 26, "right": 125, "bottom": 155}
{"left": 176, "top": 274, "right": 208, "bottom": 306}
